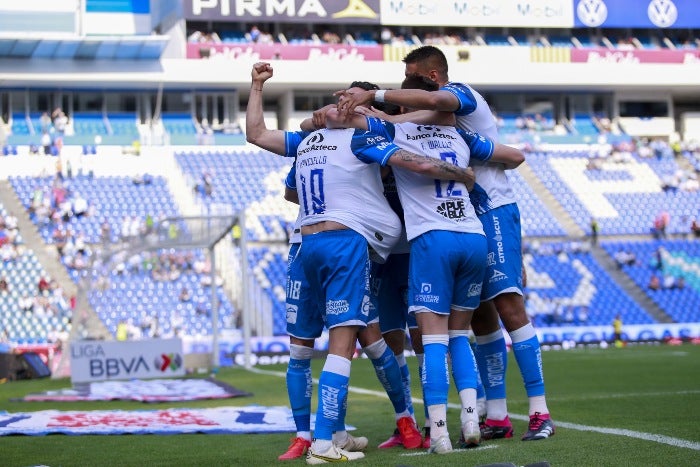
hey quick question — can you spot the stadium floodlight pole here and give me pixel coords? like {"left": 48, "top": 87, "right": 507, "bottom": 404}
{"left": 239, "top": 210, "right": 253, "bottom": 369}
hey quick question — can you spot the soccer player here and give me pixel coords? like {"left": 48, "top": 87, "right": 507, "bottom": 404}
{"left": 324, "top": 74, "right": 525, "bottom": 453}
{"left": 246, "top": 62, "right": 477, "bottom": 464}
{"left": 304, "top": 90, "right": 426, "bottom": 452}
{"left": 276, "top": 169, "right": 318, "bottom": 461}
{"left": 337, "top": 45, "right": 555, "bottom": 442}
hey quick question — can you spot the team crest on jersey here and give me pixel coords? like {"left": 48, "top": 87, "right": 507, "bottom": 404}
{"left": 286, "top": 304, "right": 298, "bottom": 324}
{"left": 468, "top": 283, "right": 482, "bottom": 297}
{"left": 437, "top": 199, "right": 467, "bottom": 220}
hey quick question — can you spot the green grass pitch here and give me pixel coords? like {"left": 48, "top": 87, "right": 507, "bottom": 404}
{"left": 1, "top": 343, "right": 698, "bottom": 466}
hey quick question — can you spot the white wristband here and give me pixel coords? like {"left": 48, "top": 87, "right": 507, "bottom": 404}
{"left": 374, "top": 90, "right": 386, "bottom": 103}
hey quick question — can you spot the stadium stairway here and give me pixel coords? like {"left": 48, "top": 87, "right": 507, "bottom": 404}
{"left": 518, "top": 160, "right": 584, "bottom": 238}
{"left": 588, "top": 243, "right": 673, "bottom": 323}
{"left": 0, "top": 179, "right": 112, "bottom": 341}
{"left": 0, "top": 179, "right": 77, "bottom": 299}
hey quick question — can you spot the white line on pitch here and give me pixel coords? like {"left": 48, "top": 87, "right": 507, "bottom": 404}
{"left": 247, "top": 367, "right": 700, "bottom": 451}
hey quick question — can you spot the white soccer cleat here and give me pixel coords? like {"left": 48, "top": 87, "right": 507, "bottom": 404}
{"left": 427, "top": 435, "right": 453, "bottom": 454}
{"left": 458, "top": 420, "right": 481, "bottom": 448}
{"left": 336, "top": 433, "right": 368, "bottom": 452}
{"left": 305, "top": 444, "right": 365, "bottom": 464}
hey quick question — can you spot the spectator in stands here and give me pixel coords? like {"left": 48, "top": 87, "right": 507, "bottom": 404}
{"left": 590, "top": 217, "right": 599, "bottom": 245}
{"left": 116, "top": 320, "right": 128, "bottom": 341}
{"left": 39, "top": 111, "right": 52, "bottom": 133}
{"left": 129, "top": 215, "right": 141, "bottom": 239}
{"left": 41, "top": 131, "right": 52, "bottom": 155}
{"left": 653, "top": 211, "right": 669, "bottom": 239}
{"left": 195, "top": 298, "right": 209, "bottom": 317}
{"left": 3, "top": 212, "right": 17, "bottom": 232}
{"left": 691, "top": 218, "right": 700, "bottom": 238}
{"left": 72, "top": 193, "right": 88, "bottom": 218}
{"left": 120, "top": 216, "right": 131, "bottom": 242}
{"left": 249, "top": 25, "right": 261, "bottom": 43}
{"left": 37, "top": 276, "right": 50, "bottom": 295}
{"left": 18, "top": 293, "right": 34, "bottom": 313}
{"left": 380, "top": 27, "right": 393, "bottom": 44}
{"left": 648, "top": 274, "right": 661, "bottom": 290}
{"left": 0, "top": 275, "right": 8, "bottom": 294}
{"left": 321, "top": 30, "right": 341, "bottom": 44}
{"left": 0, "top": 241, "right": 17, "bottom": 263}
{"left": 100, "top": 218, "right": 111, "bottom": 244}
{"left": 613, "top": 249, "right": 637, "bottom": 268}
{"left": 52, "top": 108, "right": 67, "bottom": 136}
{"left": 178, "top": 286, "right": 192, "bottom": 302}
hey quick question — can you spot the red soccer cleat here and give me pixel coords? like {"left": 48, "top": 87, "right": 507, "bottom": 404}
{"left": 278, "top": 437, "right": 311, "bottom": 460}
{"left": 397, "top": 416, "right": 423, "bottom": 449}
{"left": 378, "top": 428, "right": 403, "bottom": 449}
{"left": 480, "top": 416, "right": 514, "bottom": 440}
{"left": 421, "top": 427, "right": 431, "bottom": 449}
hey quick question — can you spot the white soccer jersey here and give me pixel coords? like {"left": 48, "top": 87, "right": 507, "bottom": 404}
{"left": 371, "top": 120, "right": 489, "bottom": 241}
{"left": 443, "top": 81, "right": 517, "bottom": 214}
{"left": 286, "top": 127, "right": 402, "bottom": 262}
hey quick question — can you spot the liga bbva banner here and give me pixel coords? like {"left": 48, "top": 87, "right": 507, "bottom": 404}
{"left": 70, "top": 338, "right": 185, "bottom": 384}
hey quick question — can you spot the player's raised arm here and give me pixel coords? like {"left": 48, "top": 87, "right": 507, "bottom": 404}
{"left": 245, "top": 62, "right": 286, "bottom": 155}
{"left": 338, "top": 88, "right": 459, "bottom": 118}
{"left": 458, "top": 129, "right": 525, "bottom": 170}
{"left": 492, "top": 144, "right": 525, "bottom": 170}
{"left": 388, "top": 148, "right": 475, "bottom": 187}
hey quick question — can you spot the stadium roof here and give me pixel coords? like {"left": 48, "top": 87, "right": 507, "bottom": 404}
{"left": 0, "top": 35, "right": 168, "bottom": 60}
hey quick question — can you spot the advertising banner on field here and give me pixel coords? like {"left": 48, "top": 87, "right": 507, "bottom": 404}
{"left": 379, "top": 0, "right": 574, "bottom": 27}
{"left": 184, "top": 0, "right": 380, "bottom": 23}
{"left": 70, "top": 338, "right": 185, "bottom": 384}
{"left": 574, "top": 0, "right": 700, "bottom": 29}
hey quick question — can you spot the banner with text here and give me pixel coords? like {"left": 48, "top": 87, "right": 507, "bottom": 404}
{"left": 184, "top": 0, "right": 380, "bottom": 23}
{"left": 570, "top": 48, "right": 700, "bottom": 64}
{"left": 379, "top": 0, "right": 573, "bottom": 27}
{"left": 70, "top": 338, "right": 185, "bottom": 384}
{"left": 183, "top": 323, "right": 699, "bottom": 366}
{"left": 573, "top": 0, "right": 700, "bottom": 29}
{"left": 187, "top": 42, "right": 384, "bottom": 61}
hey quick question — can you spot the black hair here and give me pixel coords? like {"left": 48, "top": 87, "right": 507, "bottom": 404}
{"left": 402, "top": 45, "right": 449, "bottom": 76}
{"left": 347, "top": 80, "right": 399, "bottom": 115}
{"left": 348, "top": 80, "right": 379, "bottom": 91}
{"left": 401, "top": 73, "right": 440, "bottom": 92}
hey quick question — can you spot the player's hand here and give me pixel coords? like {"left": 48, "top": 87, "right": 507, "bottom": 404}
{"left": 355, "top": 106, "right": 389, "bottom": 120}
{"left": 335, "top": 89, "right": 374, "bottom": 118}
{"left": 251, "top": 62, "right": 273, "bottom": 85}
{"left": 311, "top": 104, "right": 337, "bottom": 129}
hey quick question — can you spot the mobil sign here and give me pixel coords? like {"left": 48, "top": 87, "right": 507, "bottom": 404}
{"left": 70, "top": 338, "right": 186, "bottom": 384}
